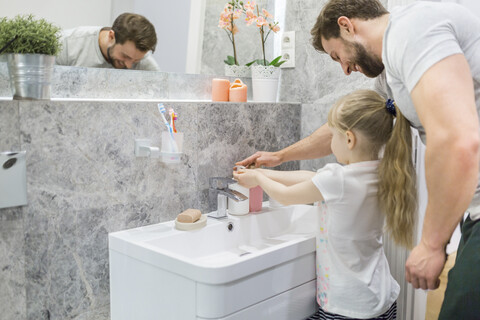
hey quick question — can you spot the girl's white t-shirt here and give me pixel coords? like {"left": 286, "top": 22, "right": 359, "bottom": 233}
{"left": 311, "top": 161, "right": 399, "bottom": 318}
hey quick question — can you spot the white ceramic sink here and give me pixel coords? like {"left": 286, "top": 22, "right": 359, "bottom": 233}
{"left": 109, "top": 203, "right": 320, "bottom": 320}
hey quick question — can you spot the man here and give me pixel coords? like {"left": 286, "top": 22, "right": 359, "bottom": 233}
{"left": 56, "top": 13, "right": 159, "bottom": 71}
{"left": 238, "top": 0, "right": 480, "bottom": 318}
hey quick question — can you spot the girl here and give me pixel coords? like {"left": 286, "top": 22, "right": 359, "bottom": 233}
{"left": 233, "top": 89, "right": 417, "bottom": 320}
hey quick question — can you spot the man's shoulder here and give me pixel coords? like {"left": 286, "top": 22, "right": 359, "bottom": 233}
{"left": 61, "top": 26, "right": 101, "bottom": 40}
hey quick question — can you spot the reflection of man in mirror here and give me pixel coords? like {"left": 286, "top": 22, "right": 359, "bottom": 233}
{"left": 56, "top": 13, "right": 159, "bottom": 71}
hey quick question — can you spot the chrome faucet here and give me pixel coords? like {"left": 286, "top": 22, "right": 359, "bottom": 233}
{"left": 208, "top": 177, "right": 248, "bottom": 219}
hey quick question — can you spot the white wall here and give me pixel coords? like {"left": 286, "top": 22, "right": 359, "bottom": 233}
{"left": 111, "top": 0, "right": 193, "bottom": 73}
{"left": 390, "top": 0, "right": 480, "bottom": 16}
{"left": 0, "top": 0, "right": 112, "bottom": 29}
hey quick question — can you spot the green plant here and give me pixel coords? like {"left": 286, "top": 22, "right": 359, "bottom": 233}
{"left": 0, "top": 14, "right": 61, "bottom": 56}
{"left": 224, "top": 55, "right": 237, "bottom": 66}
{"left": 246, "top": 55, "right": 286, "bottom": 67}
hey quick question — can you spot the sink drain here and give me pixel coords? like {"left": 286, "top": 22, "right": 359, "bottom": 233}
{"left": 227, "top": 222, "right": 234, "bottom": 231}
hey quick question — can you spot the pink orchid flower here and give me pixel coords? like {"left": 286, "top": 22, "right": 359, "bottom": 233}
{"left": 269, "top": 23, "right": 280, "bottom": 33}
{"left": 256, "top": 16, "right": 268, "bottom": 28}
{"left": 229, "top": 24, "right": 239, "bottom": 35}
{"left": 244, "top": 1, "right": 256, "bottom": 11}
{"left": 245, "top": 10, "right": 257, "bottom": 26}
{"left": 262, "top": 9, "right": 273, "bottom": 19}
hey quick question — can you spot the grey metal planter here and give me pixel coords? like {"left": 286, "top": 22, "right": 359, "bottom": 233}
{"left": 7, "top": 53, "right": 55, "bottom": 100}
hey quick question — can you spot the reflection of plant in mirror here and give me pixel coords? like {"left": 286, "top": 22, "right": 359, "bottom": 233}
{"left": 218, "top": 1, "right": 244, "bottom": 66}
{"left": 245, "top": 3, "right": 284, "bottom": 67}
{"left": 0, "top": 14, "right": 61, "bottom": 55}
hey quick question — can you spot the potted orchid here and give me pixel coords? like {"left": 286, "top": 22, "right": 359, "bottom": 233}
{"left": 218, "top": 0, "right": 251, "bottom": 77}
{"left": 244, "top": 3, "right": 285, "bottom": 102}
{"left": 244, "top": 3, "right": 285, "bottom": 68}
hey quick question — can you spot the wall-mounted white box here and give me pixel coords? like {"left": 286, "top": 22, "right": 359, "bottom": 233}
{"left": 281, "top": 31, "right": 295, "bottom": 68}
{"left": 0, "top": 151, "right": 27, "bottom": 209}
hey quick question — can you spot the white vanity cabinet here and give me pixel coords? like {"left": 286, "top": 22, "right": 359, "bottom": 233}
{"left": 109, "top": 204, "right": 320, "bottom": 319}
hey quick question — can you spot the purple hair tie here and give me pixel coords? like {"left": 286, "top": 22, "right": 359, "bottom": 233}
{"left": 385, "top": 99, "right": 396, "bottom": 117}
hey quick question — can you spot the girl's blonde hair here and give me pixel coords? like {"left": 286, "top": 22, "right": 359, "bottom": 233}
{"left": 328, "top": 89, "right": 417, "bottom": 248}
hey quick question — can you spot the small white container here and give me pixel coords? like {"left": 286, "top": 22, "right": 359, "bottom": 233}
{"left": 228, "top": 183, "right": 249, "bottom": 215}
{"left": 161, "top": 132, "right": 183, "bottom": 163}
{"left": 252, "top": 78, "right": 279, "bottom": 102}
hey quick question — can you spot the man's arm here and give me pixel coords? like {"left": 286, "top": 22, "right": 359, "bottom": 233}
{"left": 406, "top": 54, "right": 479, "bottom": 289}
{"left": 237, "top": 71, "right": 388, "bottom": 169}
{"left": 236, "top": 123, "right": 333, "bottom": 167}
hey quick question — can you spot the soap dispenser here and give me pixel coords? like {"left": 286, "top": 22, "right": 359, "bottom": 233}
{"left": 227, "top": 182, "right": 249, "bottom": 215}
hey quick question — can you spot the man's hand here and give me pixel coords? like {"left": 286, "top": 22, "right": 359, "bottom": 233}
{"left": 405, "top": 240, "right": 447, "bottom": 290}
{"left": 236, "top": 151, "right": 283, "bottom": 168}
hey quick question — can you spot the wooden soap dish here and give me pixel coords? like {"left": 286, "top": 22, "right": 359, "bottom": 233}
{"left": 175, "top": 214, "right": 207, "bottom": 231}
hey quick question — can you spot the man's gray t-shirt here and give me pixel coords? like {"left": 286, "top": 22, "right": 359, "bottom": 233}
{"left": 56, "top": 26, "right": 160, "bottom": 71}
{"left": 382, "top": 1, "right": 480, "bottom": 218}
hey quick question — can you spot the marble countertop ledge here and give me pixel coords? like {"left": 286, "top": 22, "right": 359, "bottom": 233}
{"left": 0, "top": 63, "right": 259, "bottom": 101}
{"left": 0, "top": 97, "right": 301, "bottom": 104}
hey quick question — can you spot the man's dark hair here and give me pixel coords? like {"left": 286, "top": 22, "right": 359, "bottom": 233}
{"left": 111, "top": 13, "right": 157, "bottom": 53}
{"left": 311, "top": 0, "right": 388, "bottom": 52}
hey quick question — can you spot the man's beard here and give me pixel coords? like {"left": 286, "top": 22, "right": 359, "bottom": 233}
{"left": 106, "top": 45, "right": 126, "bottom": 69}
{"left": 350, "top": 41, "right": 384, "bottom": 78}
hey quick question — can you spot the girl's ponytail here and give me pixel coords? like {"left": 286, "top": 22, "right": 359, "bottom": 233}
{"left": 329, "top": 90, "right": 417, "bottom": 248}
{"left": 378, "top": 102, "right": 417, "bottom": 248}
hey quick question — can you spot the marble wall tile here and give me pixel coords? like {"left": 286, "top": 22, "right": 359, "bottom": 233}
{"left": 0, "top": 101, "right": 20, "bottom": 151}
{"left": 0, "top": 99, "right": 300, "bottom": 319}
{"left": 279, "top": 0, "right": 377, "bottom": 104}
{"left": 52, "top": 67, "right": 168, "bottom": 100}
{"left": 0, "top": 100, "right": 25, "bottom": 320}
{"left": 16, "top": 100, "right": 198, "bottom": 318}
{"left": 195, "top": 102, "right": 301, "bottom": 210}
{"left": 0, "top": 207, "right": 26, "bottom": 320}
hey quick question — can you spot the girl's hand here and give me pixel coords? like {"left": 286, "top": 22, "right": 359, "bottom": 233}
{"left": 233, "top": 169, "right": 259, "bottom": 188}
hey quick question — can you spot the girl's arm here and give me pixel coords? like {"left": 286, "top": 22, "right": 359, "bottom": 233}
{"left": 256, "top": 168, "right": 317, "bottom": 186}
{"left": 233, "top": 169, "right": 323, "bottom": 206}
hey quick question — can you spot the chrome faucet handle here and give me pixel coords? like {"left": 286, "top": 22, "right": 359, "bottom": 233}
{"left": 209, "top": 177, "right": 237, "bottom": 190}
{"left": 218, "top": 189, "right": 248, "bottom": 202}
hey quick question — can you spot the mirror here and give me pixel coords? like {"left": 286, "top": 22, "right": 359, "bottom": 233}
{"left": 2, "top": 0, "right": 278, "bottom": 75}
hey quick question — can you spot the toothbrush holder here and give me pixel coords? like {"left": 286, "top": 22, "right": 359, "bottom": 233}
{"left": 161, "top": 131, "right": 183, "bottom": 163}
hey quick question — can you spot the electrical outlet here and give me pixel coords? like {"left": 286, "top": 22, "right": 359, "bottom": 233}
{"left": 281, "top": 48, "right": 295, "bottom": 68}
{"left": 280, "top": 31, "right": 295, "bottom": 68}
{"left": 282, "top": 31, "right": 295, "bottom": 49}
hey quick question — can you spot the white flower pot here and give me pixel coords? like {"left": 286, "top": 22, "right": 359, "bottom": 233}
{"left": 224, "top": 64, "right": 251, "bottom": 78}
{"left": 251, "top": 65, "right": 281, "bottom": 102}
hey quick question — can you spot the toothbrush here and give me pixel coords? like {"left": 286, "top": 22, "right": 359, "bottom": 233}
{"left": 157, "top": 103, "right": 179, "bottom": 152}
{"left": 169, "top": 108, "right": 178, "bottom": 133}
